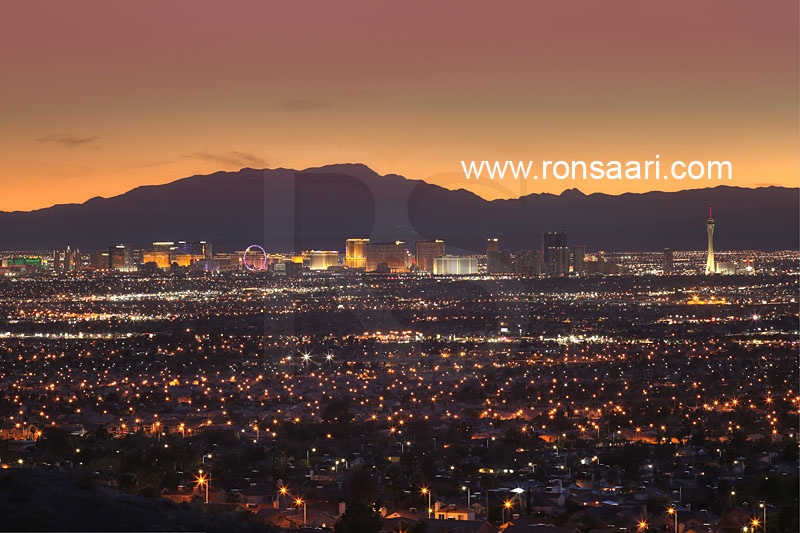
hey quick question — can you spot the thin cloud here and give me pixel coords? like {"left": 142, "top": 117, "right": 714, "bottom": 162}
{"left": 281, "top": 99, "right": 332, "bottom": 112}
{"left": 182, "top": 150, "right": 267, "bottom": 168}
{"left": 36, "top": 134, "right": 99, "bottom": 148}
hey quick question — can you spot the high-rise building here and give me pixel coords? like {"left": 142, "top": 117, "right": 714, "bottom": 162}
{"left": 543, "top": 232, "right": 568, "bottom": 276}
{"left": 415, "top": 240, "right": 445, "bottom": 272}
{"left": 551, "top": 247, "right": 570, "bottom": 276}
{"left": 365, "top": 241, "right": 408, "bottom": 272}
{"left": 88, "top": 251, "right": 108, "bottom": 270}
{"left": 60, "top": 246, "right": 80, "bottom": 271}
{"left": 108, "top": 245, "right": 126, "bottom": 270}
{"left": 705, "top": 205, "right": 715, "bottom": 275}
{"left": 486, "top": 238, "right": 512, "bottom": 274}
{"left": 433, "top": 255, "right": 477, "bottom": 275}
{"left": 514, "top": 250, "right": 542, "bottom": 276}
{"left": 542, "top": 232, "right": 566, "bottom": 263}
{"left": 663, "top": 248, "right": 674, "bottom": 275}
{"left": 345, "top": 238, "right": 369, "bottom": 269}
{"left": 487, "top": 249, "right": 513, "bottom": 274}
{"left": 309, "top": 250, "right": 339, "bottom": 271}
{"left": 571, "top": 245, "right": 585, "bottom": 275}
{"left": 176, "top": 241, "right": 210, "bottom": 258}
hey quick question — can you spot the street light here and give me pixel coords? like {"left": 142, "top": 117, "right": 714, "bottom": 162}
{"left": 759, "top": 503, "right": 766, "bottom": 533}
{"left": 730, "top": 491, "right": 736, "bottom": 510}
{"left": 295, "top": 497, "right": 307, "bottom": 526}
{"left": 306, "top": 447, "right": 316, "bottom": 466}
{"left": 421, "top": 487, "right": 431, "bottom": 518}
{"left": 462, "top": 484, "right": 471, "bottom": 510}
{"left": 196, "top": 470, "right": 209, "bottom": 504}
{"left": 277, "top": 484, "right": 288, "bottom": 508}
{"left": 503, "top": 500, "right": 513, "bottom": 525}
{"left": 667, "top": 507, "right": 678, "bottom": 533}
{"left": 638, "top": 520, "right": 648, "bottom": 531}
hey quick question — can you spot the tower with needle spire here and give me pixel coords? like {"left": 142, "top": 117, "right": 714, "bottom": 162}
{"left": 705, "top": 204, "right": 715, "bottom": 275}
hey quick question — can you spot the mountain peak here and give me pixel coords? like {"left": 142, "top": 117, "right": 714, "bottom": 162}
{"left": 559, "top": 188, "right": 586, "bottom": 198}
{"left": 0, "top": 166, "right": 795, "bottom": 252}
{"left": 301, "top": 162, "right": 379, "bottom": 176}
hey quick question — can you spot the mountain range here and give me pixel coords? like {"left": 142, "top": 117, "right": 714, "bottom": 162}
{"left": 1, "top": 164, "right": 797, "bottom": 253}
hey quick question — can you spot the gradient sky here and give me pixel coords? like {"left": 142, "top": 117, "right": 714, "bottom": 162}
{"left": 1, "top": 1, "right": 797, "bottom": 211}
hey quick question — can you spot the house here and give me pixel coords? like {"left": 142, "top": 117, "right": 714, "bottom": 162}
{"left": 0, "top": 423, "right": 41, "bottom": 441}
{"left": 434, "top": 501, "right": 476, "bottom": 521}
{"left": 161, "top": 485, "right": 196, "bottom": 504}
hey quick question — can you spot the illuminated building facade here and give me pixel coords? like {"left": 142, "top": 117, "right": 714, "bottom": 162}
{"left": 174, "top": 254, "right": 205, "bottom": 267}
{"left": 365, "top": 241, "right": 408, "bottom": 272}
{"left": 433, "top": 255, "right": 477, "bottom": 275}
{"left": 2, "top": 256, "right": 43, "bottom": 269}
{"left": 345, "top": 238, "right": 369, "bottom": 269}
{"left": 142, "top": 250, "right": 171, "bottom": 270}
{"left": 309, "top": 250, "right": 339, "bottom": 271}
{"left": 415, "top": 240, "right": 445, "bottom": 272}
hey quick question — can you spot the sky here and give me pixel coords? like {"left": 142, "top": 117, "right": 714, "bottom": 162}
{"left": 0, "top": 1, "right": 797, "bottom": 211}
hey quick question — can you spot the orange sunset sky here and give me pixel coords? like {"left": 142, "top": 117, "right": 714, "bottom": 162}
{"left": 0, "top": 1, "right": 797, "bottom": 211}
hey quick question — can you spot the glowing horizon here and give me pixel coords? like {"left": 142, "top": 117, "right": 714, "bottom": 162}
{"left": 0, "top": 1, "right": 796, "bottom": 211}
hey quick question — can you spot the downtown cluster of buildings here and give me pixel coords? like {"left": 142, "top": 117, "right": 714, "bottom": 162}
{"left": 1, "top": 241, "right": 213, "bottom": 275}
{"left": 0, "top": 234, "right": 607, "bottom": 277}
{"left": 342, "top": 234, "right": 596, "bottom": 276}
{"left": 0, "top": 210, "right": 758, "bottom": 277}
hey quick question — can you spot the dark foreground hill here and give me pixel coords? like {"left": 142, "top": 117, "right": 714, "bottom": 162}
{"left": 0, "top": 468, "right": 277, "bottom": 532}
{"left": 0, "top": 164, "right": 796, "bottom": 252}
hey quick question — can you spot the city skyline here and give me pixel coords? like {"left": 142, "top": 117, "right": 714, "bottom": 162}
{"left": 0, "top": 1, "right": 797, "bottom": 211}
{"left": 0, "top": 3, "right": 797, "bottom": 532}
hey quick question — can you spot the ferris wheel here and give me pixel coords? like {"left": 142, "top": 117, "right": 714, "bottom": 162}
{"left": 243, "top": 244, "right": 268, "bottom": 271}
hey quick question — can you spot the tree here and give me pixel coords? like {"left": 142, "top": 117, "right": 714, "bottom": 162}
{"left": 335, "top": 467, "right": 382, "bottom": 533}
{"left": 409, "top": 520, "right": 429, "bottom": 533}
{"left": 335, "top": 502, "right": 382, "bottom": 533}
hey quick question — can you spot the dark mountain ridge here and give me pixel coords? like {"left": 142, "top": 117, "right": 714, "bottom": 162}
{"left": 1, "top": 164, "right": 796, "bottom": 252}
